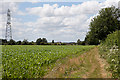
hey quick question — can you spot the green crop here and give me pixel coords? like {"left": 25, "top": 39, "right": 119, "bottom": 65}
{"left": 2, "top": 45, "right": 94, "bottom": 78}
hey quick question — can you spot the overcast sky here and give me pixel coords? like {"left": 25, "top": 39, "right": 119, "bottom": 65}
{"left": 0, "top": 0, "right": 119, "bottom": 42}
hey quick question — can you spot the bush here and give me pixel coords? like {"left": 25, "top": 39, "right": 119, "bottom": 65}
{"left": 99, "top": 30, "right": 120, "bottom": 78}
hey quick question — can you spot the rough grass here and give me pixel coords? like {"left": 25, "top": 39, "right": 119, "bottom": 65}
{"left": 0, "top": 45, "right": 2, "bottom": 79}
{"left": 44, "top": 47, "right": 111, "bottom": 78}
{"left": 99, "top": 30, "right": 120, "bottom": 78}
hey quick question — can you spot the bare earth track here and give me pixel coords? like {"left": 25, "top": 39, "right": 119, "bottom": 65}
{"left": 44, "top": 47, "right": 112, "bottom": 78}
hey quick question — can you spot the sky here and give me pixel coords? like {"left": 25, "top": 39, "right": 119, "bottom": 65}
{"left": 0, "top": 0, "right": 120, "bottom": 42}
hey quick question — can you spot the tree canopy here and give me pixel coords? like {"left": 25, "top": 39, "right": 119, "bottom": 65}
{"left": 22, "top": 39, "right": 28, "bottom": 45}
{"left": 77, "top": 39, "right": 81, "bottom": 45}
{"left": 36, "top": 38, "right": 47, "bottom": 45}
{"left": 85, "top": 6, "right": 120, "bottom": 45}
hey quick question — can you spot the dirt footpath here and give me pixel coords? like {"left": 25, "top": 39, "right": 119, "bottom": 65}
{"left": 44, "top": 47, "right": 112, "bottom": 78}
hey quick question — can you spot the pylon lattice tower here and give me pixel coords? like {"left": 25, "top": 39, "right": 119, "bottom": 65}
{"left": 5, "top": 9, "right": 12, "bottom": 41}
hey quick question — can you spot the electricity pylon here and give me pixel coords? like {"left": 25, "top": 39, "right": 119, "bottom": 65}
{"left": 5, "top": 9, "right": 12, "bottom": 41}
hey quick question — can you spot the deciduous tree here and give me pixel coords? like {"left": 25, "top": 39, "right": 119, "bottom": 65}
{"left": 85, "top": 6, "right": 120, "bottom": 45}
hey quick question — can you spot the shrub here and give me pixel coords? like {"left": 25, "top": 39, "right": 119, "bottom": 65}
{"left": 99, "top": 30, "right": 120, "bottom": 78}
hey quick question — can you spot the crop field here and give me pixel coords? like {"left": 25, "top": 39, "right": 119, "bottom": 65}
{"left": 2, "top": 45, "right": 94, "bottom": 78}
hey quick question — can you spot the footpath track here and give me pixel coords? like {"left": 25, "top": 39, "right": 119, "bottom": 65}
{"left": 44, "top": 47, "right": 112, "bottom": 78}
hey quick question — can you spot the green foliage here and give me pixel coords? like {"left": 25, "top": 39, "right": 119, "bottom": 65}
{"left": 99, "top": 30, "right": 120, "bottom": 78}
{"left": 8, "top": 39, "right": 16, "bottom": 45}
{"left": 0, "top": 39, "right": 7, "bottom": 45}
{"left": 77, "top": 39, "right": 81, "bottom": 45}
{"left": 118, "top": 31, "right": 120, "bottom": 48}
{"left": 103, "top": 31, "right": 119, "bottom": 47}
{"left": 28, "top": 41, "right": 35, "bottom": 45}
{"left": 0, "top": 39, "right": 2, "bottom": 45}
{"left": 85, "top": 34, "right": 99, "bottom": 45}
{"left": 36, "top": 38, "right": 47, "bottom": 45}
{"left": 16, "top": 41, "right": 21, "bottom": 45}
{"left": 81, "top": 41, "right": 85, "bottom": 45}
{"left": 52, "top": 40, "right": 54, "bottom": 43}
{"left": 2, "top": 45, "right": 94, "bottom": 78}
{"left": 42, "top": 38, "right": 47, "bottom": 43}
{"left": 22, "top": 39, "right": 28, "bottom": 45}
{"left": 85, "top": 6, "right": 120, "bottom": 45}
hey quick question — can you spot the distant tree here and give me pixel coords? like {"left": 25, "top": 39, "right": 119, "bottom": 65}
{"left": 42, "top": 38, "right": 47, "bottom": 43}
{"left": 41, "top": 38, "right": 47, "bottom": 45}
{"left": 61, "top": 43, "right": 66, "bottom": 45}
{"left": 8, "top": 39, "right": 16, "bottom": 45}
{"left": 22, "top": 39, "right": 28, "bottom": 45}
{"left": 36, "top": 38, "right": 42, "bottom": 45}
{"left": 81, "top": 41, "right": 85, "bottom": 45}
{"left": 0, "top": 39, "right": 2, "bottom": 45}
{"left": 52, "top": 40, "right": 54, "bottom": 43}
{"left": 1, "top": 39, "right": 7, "bottom": 45}
{"left": 36, "top": 38, "right": 48, "bottom": 45}
{"left": 77, "top": 39, "right": 81, "bottom": 45}
{"left": 16, "top": 41, "right": 21, "bottom": 45}
{"left": 54, "top": 43, "right": 57, "bottom": 45}
{"left": 29, "top": 41, "right": 35, "bottom": 45}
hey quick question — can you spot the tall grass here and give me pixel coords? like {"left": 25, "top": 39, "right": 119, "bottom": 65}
{"left": 99, "top": 30, "right": 120, "bottom": 78}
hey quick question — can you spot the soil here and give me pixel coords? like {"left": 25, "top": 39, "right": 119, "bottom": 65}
{"left": 44, "top": 47, "right": 112, "bottom": 78}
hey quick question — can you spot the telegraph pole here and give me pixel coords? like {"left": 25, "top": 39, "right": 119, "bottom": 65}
{"left": 5, "top": 9, "right": 12, "bottom": 41}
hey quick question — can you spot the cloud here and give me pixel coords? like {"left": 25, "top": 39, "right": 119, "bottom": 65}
{"left": 0, "top": 2, "right": 18, "bottom": 15}
{"left": 1, "top": 0, "right": 119, "bottom": 41}
{"left": 2, "top": 0, "right": 105, "bottom": 2}
{"left": 23, "top": 1, "right": 104, "bottom": 41}
{"left": 26, "top": 1, "right": 101, "bottom": 17}
{"left": 103, "top": 0, "right": 119, "bottom": 7}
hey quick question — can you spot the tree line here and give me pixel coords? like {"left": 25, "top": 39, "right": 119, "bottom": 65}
{"left": 1, "top": 6, "right": 119, "bottom": 45}
{"left": 0, "top": 38, "right": 85, "bottom": 45}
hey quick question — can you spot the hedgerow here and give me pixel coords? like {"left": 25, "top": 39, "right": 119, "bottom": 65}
{"left": 99, "top": 30, "right": 120, "bottom": 78}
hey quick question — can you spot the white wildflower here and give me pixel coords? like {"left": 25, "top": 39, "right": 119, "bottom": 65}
{"left": 111, "top": 59, "right": 115, "bottom": 62}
